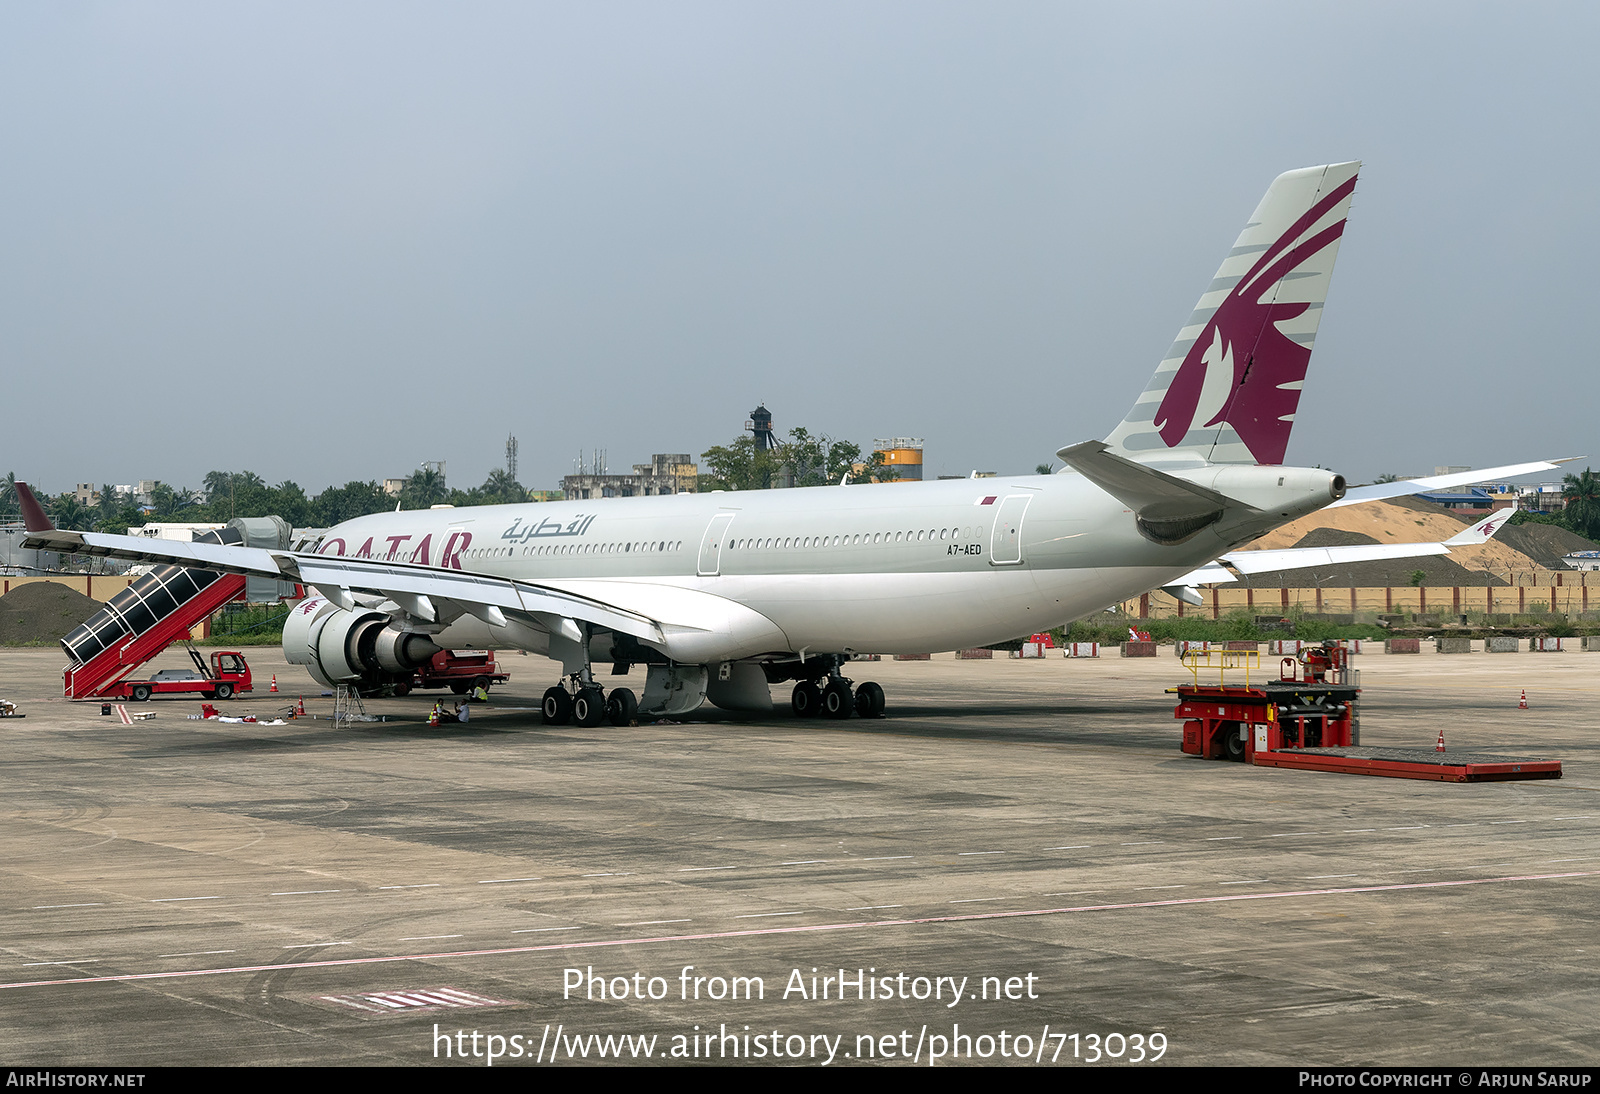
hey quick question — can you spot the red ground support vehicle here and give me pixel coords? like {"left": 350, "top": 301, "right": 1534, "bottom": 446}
{"left": 104, "top": 648, "right": 254, "bottom": 703}
{"left": 396, "top": 650, "right": 509, "bottom": 696}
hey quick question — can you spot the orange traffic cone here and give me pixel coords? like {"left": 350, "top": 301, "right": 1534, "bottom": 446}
{"left": 1519, "top": 689, "right": 1529, "bottom": 710}
{"left": 1435, "top": 728, "right": 1446, "bottom": 753}
{"left": 269, "top": 674, "right": 278, "bottom": 692}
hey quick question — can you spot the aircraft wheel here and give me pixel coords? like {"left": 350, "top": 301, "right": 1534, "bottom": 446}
{"left": 854, "top": 681, "right": 885, "bottom": 719}
{"left": 542, "top": 686, "right": 573, "bottom": 725}
{"left": 393, "top": 681, "right": 411, "bottom": 697}
{"left": 823, "top": 679, "right": 854, "bottom": 719}
{"left": 215, "top": 682, "right": 234, "bottom": 700}
{"left": 791, "top": 681, "right": 823, "bottom": 718}
{"left": 131, "top": 685, "right": 151, "bottom": 703}
{"left": 574, "top": 688, "right": 606, "bottom": 727}
{"left": 605, "top": 688, "right": 638, "bottom": 726}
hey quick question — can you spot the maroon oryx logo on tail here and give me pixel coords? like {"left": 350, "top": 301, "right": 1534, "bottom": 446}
{"left": 1153, "top": 174, "right": 1357, "bottom": 465}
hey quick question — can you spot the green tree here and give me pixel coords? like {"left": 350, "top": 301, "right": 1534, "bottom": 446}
{"left": 1561, "top": 467, "right": 1600, "bottom": 540}
{"left": 700, "top": 435, "right": 783, "bottom": 491}
{"left": 310, "top": 481, "right": 392, "bottom": 525}
{"left": 47, "top": 493, "right": 90, "bottom": 531}
{"left": 399, "top": 467, "right": 449, "bottom": 509}
{"left": 701, "top": 427, "right": 900, "bottom": 490}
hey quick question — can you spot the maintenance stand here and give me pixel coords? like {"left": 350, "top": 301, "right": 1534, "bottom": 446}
{"left": 1173, "top": 644, "right": 1560, "bottom": 783}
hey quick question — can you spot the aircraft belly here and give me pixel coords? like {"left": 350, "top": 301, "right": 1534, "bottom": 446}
{"left": 717, "top": 570, "right": 1046, "bottom": 655}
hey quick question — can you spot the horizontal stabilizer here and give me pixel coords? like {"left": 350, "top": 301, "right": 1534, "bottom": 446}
{"left": 1058, "top": 440, "right": 1247, "bottom": 546}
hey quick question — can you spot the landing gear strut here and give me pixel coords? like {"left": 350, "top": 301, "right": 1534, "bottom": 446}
{"left": 543, "top": 676, "right": 637, "bottom": 727}
{"left": 788, "top": 657, "right": 884, "bottom": 720}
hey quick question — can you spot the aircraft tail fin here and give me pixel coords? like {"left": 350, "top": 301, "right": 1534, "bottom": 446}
{"left": 1103, "top": 161, "right": 1360, "bottom": 467}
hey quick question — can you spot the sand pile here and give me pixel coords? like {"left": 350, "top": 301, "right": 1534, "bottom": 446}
{"left": 0, "top": 582, "right": 105, "bottom": 645}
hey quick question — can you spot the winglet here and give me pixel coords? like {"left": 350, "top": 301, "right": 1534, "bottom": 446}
{"left": 15, "top": 482, "right": 54, "bottom": 533}
{"left": 1443, "top": 508, "right": 1516, "bottom": 547}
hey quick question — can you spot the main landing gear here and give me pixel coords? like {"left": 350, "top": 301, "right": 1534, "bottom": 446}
{"left": 790, "top": 661, "right": 885, "bottom": 720}
{"left": 542, "top": 676, "right": 638, "bottom": 727}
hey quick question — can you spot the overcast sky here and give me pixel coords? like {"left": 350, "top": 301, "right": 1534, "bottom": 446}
{"left": 3, "top": 2, "right": 1595, "bottom": 495}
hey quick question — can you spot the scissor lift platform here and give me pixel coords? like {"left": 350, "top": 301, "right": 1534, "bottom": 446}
{"left": 1255, "top": 745, "right": 1561, "bottom": 782}
{"left": 1173, "top": 645, "right": 1560, "bottom": 783}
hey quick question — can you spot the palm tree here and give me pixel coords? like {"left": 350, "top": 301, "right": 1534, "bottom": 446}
{"left": 1562, "top": 468, "right": 1600, "bottom": 541}
{"left": 0, "top": 472, "right": 17, "bottom": 516}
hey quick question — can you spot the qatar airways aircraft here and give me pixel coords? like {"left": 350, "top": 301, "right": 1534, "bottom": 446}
{"left": 22, "top": 162, "right": 1569, "bottom": 726}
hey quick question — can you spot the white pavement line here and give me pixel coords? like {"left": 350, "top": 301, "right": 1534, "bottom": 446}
{"left": 271, "top": 890, "right": 341, "bottom": 896}
{"left": 33, "top": 904, "right": 104, "bottom": 909}
{"left": 1307, "top": 874, "right": 1359, "bottom": 879}
{"left": 958, "top": 852, "right": 1004, "bottom": 856}
{"left": 1550, "top": 816, "right": 1594, "bottom": 820}
{"left": 616, "top": 920, "right": 691, "bottom": 926}
{"left": 1343, "top": 829, "right": 1377, "bottom": 833}
{"left": 17, "top": 872, "right": 1599, "bottom": 993}
{"left": 949, "top": 898, "right": 1005, "bottom": 903}
{"left": 512, "top": 927, "right": 580, "bottom": 933}
{"left": 679, "top": 866, "right": 738, "bottom": 872}
{"left": 1385, "top": 826, "right": 1429, "bottom": 831}
{"left": 1204, "top": 837, "right": 1244, "bottom": 841}
{"left": 1134, "top": 886, "right": 1184, "bottom": 891}
{"left": 1267, "top": 833, "right": 1314, "bottom": 837}
{"left": 733, "top": 912, "right": 802, "bottom": 918}
{"left": 151, "top": 896, "right": 221, "bottom": 902}
{"left": 1043, "top": 845, "right": 1090, "bottom": 850}
{"left": 379, "top": 884, "right": 441, "bottom": 889}
{"left": 22, "top": 960, "right": 99, "bottom": 966}
{"left": 282, "top": 942, "right": 352, "bottom": 948}
{"left": 582, "top": 873, "right": 634, "bottom": 877}
{"left": 1443, "top": 824, "right": 1480, "bottom": 828}
{"left": 779, "top": 860, "right": 828, "bottom": 865}
{"left": 863, "top": 856, "right": 914, "bottom": 861}
{"left": 1219, "top": 880, "right": 1269, "bottom": 885}
{"left": 478, "top": 878, "right": 541, "bottom": 884}
{"left": 1490, "top": 820, "right": 1530, "bottom": 825}
{"left": 159, "top": 951, "right": 236, "bottom": 958}
{"left": 399, "top": 935, "right": 464, "bottom": 941}
{"left": 1120, "top": 842, "right": 1163, "bottom": 846}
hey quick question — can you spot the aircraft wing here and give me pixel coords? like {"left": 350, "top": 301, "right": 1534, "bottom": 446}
{"left": 1328, "top": 458, "right": 1581, "bottom": 508}
{"left": 1165, "top": 508, "right": 1513, "bottom": 588}
{"left": 22, "top": 528, "right": 787, "bottom": 659}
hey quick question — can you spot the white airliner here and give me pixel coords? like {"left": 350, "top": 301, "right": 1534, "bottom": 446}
{"left": 22, "top": 162, "right": 1571, "bottom": 725}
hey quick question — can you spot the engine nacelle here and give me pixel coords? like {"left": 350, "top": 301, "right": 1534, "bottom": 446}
{"left": 283, "top": 597, "right": 440, "bottom": 689}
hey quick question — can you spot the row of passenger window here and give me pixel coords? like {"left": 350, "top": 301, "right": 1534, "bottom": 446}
{"left": 730, "top": 527, "right": 970, "bottom": 551}
{"left": 464, "top": 540, "right": 687, "bottom": 559}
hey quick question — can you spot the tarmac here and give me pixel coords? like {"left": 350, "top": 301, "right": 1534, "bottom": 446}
{"left": 0, "top": 644, "right": 1596, "bottom": 1067}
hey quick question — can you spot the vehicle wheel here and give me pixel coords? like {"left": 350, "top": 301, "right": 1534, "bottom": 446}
{"left": 605, "top": 688, "right": 638, "bottom": 726}
{"left": 450, "top": 683, "right": 468, "bottom": 695}
{"left": 542, "top": 686, "right": 573, "bottom": 725}
{"left": 393, "top": 681, "right": 411, "bottom": 697}
{"left": 574, "top": 688, "right": 606, "bottom": 727}
{"left": 823, "top": 678, "right": 854, "bottom": 719}
{"left": 471, "top": 675, "right": 491, "bottom": 694}
{"left": 791, "top": 681, "right": 823, "bottom": 718}
{"left": 215, "top": 682, "right": 234, "bottom": 700}
{"left": 131, "top": 685, "right": 151, "bottom": 702}
{"left": 854, "top": 681, "right": 885, "bottom": 719}
{"left": 201, "top": 690, "right": 215, "bottom": 700}
{"left": 1221, "top": 722, "right": 1248, "bottom": 762}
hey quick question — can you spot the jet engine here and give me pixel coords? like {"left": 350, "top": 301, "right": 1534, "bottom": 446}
{"left": 283, "top": 596, "right": 441, "bottom": 690}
